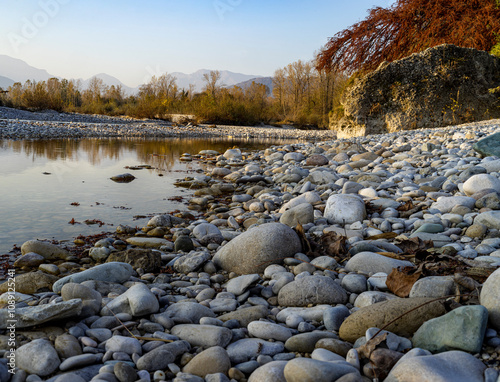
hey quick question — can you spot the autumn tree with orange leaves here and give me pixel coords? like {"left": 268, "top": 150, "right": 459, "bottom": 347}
{"left": 316, "top": 0, "right": 500, "bottom": 73}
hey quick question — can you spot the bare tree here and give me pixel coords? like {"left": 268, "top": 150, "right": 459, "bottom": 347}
{"left": 203, "top": 70, "right": 222, "bottom": 99}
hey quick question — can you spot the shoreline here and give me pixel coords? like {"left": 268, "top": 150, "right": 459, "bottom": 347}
{"left": 0, "top": 106, "right": 337, "bottom": 141}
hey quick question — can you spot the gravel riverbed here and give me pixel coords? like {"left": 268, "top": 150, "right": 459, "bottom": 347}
{"left": 1, "top": 108, "right": 500, "bottom": 382}
{"left": 0, "top": 107, "right": 336, "bottom": 141}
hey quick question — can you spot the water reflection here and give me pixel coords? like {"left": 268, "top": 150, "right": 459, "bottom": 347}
{"left": 0, "top": 136, "right": 300, "bottom": 255}
{"left": 1, "top": 136, "right": 297, "bottom": 169}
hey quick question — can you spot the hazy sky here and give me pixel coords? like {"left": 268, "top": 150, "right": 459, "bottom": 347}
{"left": 0, "top": 0, "right": 394, "bottom": 87}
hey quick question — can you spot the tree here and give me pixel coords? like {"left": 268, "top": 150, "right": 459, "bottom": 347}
{"left": 203, "top": 70, "right": 222, "bottom": 99}
{"left": 316, "top": 0, "right": 500, "bottom": 73}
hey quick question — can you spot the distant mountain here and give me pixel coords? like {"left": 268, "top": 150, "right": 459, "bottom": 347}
{"left": 0, "top": 54, "right": 55, "bottom": 83}
{"left": 0, "top": 75, "right": 15, "bottom": 90}
{"left": 171, "top": 69, "right": 262, "bottom": 92}
{"left": 80, "top": 73, "right": 137, "bottom": 95}
{"left": 232, "top": 76, "right": 274, "bottom": 95}
{"left": 0, "top": 54, "right": 266, "bottom": 95}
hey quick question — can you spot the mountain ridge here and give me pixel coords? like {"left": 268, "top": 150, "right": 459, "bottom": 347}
{"left": 0, "top": 55, "right": 267, "bottom": 94}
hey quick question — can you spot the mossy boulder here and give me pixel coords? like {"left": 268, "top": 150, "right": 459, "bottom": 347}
{"left": 332, "top": 44, "right": 500, "bottom": 137}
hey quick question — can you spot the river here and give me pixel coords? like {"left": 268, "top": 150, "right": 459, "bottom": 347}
{"left": 0, "top": 137, "right": 300, "bottom": 256}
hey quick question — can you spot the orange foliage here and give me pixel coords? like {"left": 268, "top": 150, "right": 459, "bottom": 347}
{"left": 316, "top": 0, "right": 500, "bottom": 73}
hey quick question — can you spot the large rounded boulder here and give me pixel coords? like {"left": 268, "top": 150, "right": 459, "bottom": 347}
{"left": 213, "top": 223, "right": 302, "bottom": 274}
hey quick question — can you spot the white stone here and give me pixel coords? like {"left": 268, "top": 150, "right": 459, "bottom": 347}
{"left": 463, "top": 174, "right": 500, "bottom": 196}
{"left": 324, "top": 194, "right": 366, "bottom": 224}
{"left": 247, "top": 321, "right": 293, "bottom": 342}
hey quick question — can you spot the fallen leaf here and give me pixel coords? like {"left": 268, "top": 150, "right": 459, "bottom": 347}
{"left": 396, "top": 200, "right": 414, "bottom": 212}
{"left": 358, "top": 332, "right": 388, "bottom": 359}
{"left": 386, "top": 266, "right": 422, "bottom": 297}
{"left": 377, "top": 252, "right": 409, "bottom": 261}
{"left": 321, "top": 231, "right": 348, "bottom": 257}
{"left": 396, "top": 237, "right": 434, "bottom": 257}
{"left": 366, "top": 232, "right": 398, "bottom": 240}
{"left": 294, "top": 223, "right": 312, "bottom": 253}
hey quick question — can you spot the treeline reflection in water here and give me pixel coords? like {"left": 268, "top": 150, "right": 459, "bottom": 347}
{"left": 0, "top": 136, "right": 301, "bottom": 170}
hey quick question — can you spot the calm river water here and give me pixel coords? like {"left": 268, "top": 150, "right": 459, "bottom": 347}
{"left": 0, "top": 137, "right": 299, "bottom": 255}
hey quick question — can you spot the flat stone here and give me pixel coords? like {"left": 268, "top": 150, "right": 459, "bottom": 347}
{"left": 111, "top": 173, "right": 135, "bottom": 182}
{"left": 385, "top": 349, "right": 486, "bottom": 382}
{"left": 412, "top": 305, "right": 488, "bottom": 353}
{"left": 52, "top": 262, "right": 133, "bottom": 293}
{"left": 125, "top": 237, "right": 170, "bottom": 248}
{"left": 59, "top": 354, "right": 100, "bottom": 371}
{"left": 0, "top": 299, "right": 82, "bottom": 329}
{"left": 277, "top": 306, "right": 332, "bottom": 323}
{"left": 278, "top": 275, "right": 347, "bottom": 306}
{"left": 345, "top": 252, "right": 413, "bottom": 275}
{"left": 213, "top": 223, "right": 302, "bottom": 274}
{"left": 339, "top": 297, "right": 446, "bottom": 342}
{"left": 409, "top": 233, "right": 452, "bottom": 247}
{"left": 21, "top": 240, "right": 71, "bottom": 260}
{"left": 247, "top": 321, "right": 293, "bottom": 342}
{"left": 171, "top": 324, "right": 233, "bottom": 348}
{"left": 283, "top": 358, "right": 360, "bottom": 382}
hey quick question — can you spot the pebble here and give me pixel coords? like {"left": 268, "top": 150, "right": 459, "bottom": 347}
{"left": 170, "top": 324, "right": 233, "bottom": 347}
{"left": 385, "top": 349, "right": 486, "bottom": 382}
{"left": 16, "top": 339, "right": 61, "bottom": 377}
{"left": 4, "top": 113, "right": 500, "bottom": 382}
{"left": 182, "top": 346, "right": 231, "bottom": 377}
{"left": 412, "top": 305, "right": 488, "bottom": 353}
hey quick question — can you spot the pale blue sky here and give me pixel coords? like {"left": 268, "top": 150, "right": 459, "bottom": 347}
{"left": 0, "top": 0, "right": 394, "bottom": 87}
